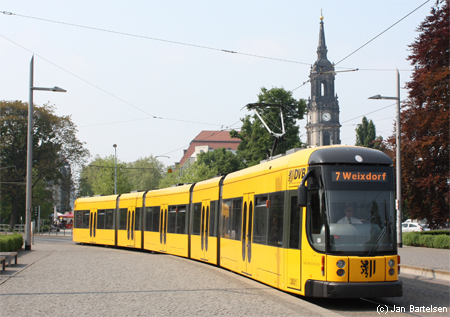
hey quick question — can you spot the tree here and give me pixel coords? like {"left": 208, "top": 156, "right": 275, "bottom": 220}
{"left": 127, "top": 156, "right": 165, "bottom": 191}
{"left": 159, "top": 162, "right": 217, "bottom": 188}
{"left": 0, "top": 100, "right": 89, "bottom": 227}
{"left": 355, "top": 116, "right": 383, "bottom": 149}
{"left": 79, "top": 155, "right": 165, "bottom": 196}
{"left": 196, "top": 148, "right": 244, "bottom": 175}
{"left": 385, "top": 0, "right": 449, "bottom": 226}
{"left": 230, "top": 87, "right": 307, "bottom": 167}
{"left": 79, "top": 155, "right": 130, "bottom": 196}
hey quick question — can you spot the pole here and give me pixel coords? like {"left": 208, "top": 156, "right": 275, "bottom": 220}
{"left": 396, "top": 69, "right": 402, "bottom": 248}
{"left": 114, "top": 144, "right": 117, "bottom": 195}
{"left": 25, "top": 56, "right": 34, "bottom": 250}
{"left": 38, "top": 205, "right": 41, "bottom": 234}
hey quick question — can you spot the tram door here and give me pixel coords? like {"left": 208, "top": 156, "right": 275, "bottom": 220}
{"left": 126, "top": 207, "right": 136, "bottom": 247}
{"left": 89, "top": 209, "right": 97, "bottom": 243}
{"left": 240, "top": 193, "right": 254, "bottom": 276}
{"left": 159, "top": 204, "right": 168, "bottom": 252}
{"left": 201, "top": 200, "right": 211, "bottom": 261}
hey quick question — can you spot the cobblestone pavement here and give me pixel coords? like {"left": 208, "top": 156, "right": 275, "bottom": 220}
{"left": 0, "top": 237, "right": 341, "bottom": 317}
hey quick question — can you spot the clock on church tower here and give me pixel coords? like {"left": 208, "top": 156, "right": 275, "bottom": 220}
{"left": 305, "top": 13, "right": 341, "bottom": 147}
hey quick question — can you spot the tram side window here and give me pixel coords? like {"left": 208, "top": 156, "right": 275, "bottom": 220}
{"left": 167, "top": 205, "right": 187, "bottom": 234}
{"left": 268, "top": 193, "right": 284, "bottom": 247}
{"left": 177, "top": 205, "right": 186, "bottom": 234}
{"left": 221, "top": 198, "right": 242, "bottom": 240}
{"left": 232, "top": 198, "right": 242, "bottom": 240}
{"left": 192, "top": 203, "right": 202, "bottom": 235}
{"left": 135, "top": 207, "right": 141, "bottom": 231}
{"left": 105, "top": 209, "right": 114, "bottom": 229}
{"left": 119, "top": 208, "right": 127, "bottom": 230}
{"left": 168, "top": 206, "right": 177, "bottom": 233}
{"left": 74, "top": 210, "right": 89, "bottom": 228}
{"left": 97, "top": 210, "right": 106, "bottom": 229}
{"left": 222, "top": 200, "right": 232, "bottom": 239}
{"left": 253, "top": 195, "right": 268, "bottom": 245}
{"left": 74, "top": 210, "right": 81, "bottom": 228}
{"left": 82, "top": 210, "right": 90, "bottom": 228}
{"left": 145, "top": 206, "right": 160, "bottom": 232}
{"left": 289, "top": 196, "right": 301, "bottom": 249}
{"left": 209, "top": 201, "right": 217, "bottom": 237}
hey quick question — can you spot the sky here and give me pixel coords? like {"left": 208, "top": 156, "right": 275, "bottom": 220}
{"left": 0, "top": 0, "right": 434, "bottom": 169}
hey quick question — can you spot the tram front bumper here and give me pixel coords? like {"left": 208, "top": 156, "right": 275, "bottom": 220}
{"left": 305, "top": 280, "right": 403, "bottom": 298}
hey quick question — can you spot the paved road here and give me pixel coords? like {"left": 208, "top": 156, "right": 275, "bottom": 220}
{"left": 1, "top": 237, "right": 448, "bottom": 317}
{"left": 0, "top": 237, "right": 339, "bottom": 317}
{"left": 399, "top": 245, "right": 450, "bottom": 271}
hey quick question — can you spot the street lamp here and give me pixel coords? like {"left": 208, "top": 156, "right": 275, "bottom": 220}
{"left": 368, "top": 69, "right": 402, "bottom": 248}
{"left": 25, "top": 55, "right": 66, "bottom": 250}
{"left": 113, "top": 144, "right": 117, "bottom": 195}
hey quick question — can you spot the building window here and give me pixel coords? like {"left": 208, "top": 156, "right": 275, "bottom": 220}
{"left": 323, "top": 132, "right": 331, "bottom": 146}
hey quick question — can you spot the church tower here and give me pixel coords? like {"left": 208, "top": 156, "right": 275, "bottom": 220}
{"left": 306, "top": 14, "right": 341, "bottom": 147}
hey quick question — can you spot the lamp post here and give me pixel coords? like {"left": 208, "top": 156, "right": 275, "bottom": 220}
{"left": 26, "top": 55, "right": 66, "bottom": 250}
{"left": 113, "top": 144, "right": 117, "bottom": 195}
{"left": 368, "top": 69, "right": 402, "bottom": 248}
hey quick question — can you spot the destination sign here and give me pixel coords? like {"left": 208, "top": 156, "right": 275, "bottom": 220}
{"left": 332, "top": 171, "right": 387, "bottom": 182}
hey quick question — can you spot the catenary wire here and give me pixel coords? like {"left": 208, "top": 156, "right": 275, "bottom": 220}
{"left": 1, "top": 4, "right": 430, "bottom": 159}
{"left": 0, "top": 10, "right": 311, "bottom": 66}
{"left": 0, "top": 34, "right": 234, "bottom": 129}
{"left": 290, "top": 0, "right": 431, "bottom": 92}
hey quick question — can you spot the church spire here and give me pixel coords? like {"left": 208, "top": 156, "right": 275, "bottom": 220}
{"left": 317, "top": 10, "right": 328, "bottom": 62}
{"left": 306, "top": 11, "right": 341, "bottom": 147}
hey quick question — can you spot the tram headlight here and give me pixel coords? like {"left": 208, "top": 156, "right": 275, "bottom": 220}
{"left": 337, "top": 269, "right": 345, "bottom": 277}
{"left": 389, "top": 268, "right": 395, "bottom": 276}
{"left": 336, "top": 260, "right": 346, "bottom": 268}
{"left": 388, "top": 259, "right": 395, "bottom": 267}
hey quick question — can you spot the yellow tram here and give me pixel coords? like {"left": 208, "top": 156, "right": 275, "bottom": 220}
{"left": 73, "top": 146, "right": 402, "bottom": 298}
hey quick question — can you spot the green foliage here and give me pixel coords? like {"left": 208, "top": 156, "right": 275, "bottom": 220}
{"left": 127, "top": 156, "right": 165, "bottom": 191}
{"left": 0, "top": 100, "right": 89, "bottom": 228}
{"left": 230, "top": 87, "right": 307, "bottom": 167}
{"left": 433, "top": 235, "right": 450, "bottom": 249}
{"left": 159, "top": 148, "right": 242, "bottom": 188}
{"left": 418, "top": 235, "right": 435, "bottom": 248}
{"left": 384, "top": 2, "right": 449, "bottom": 225}
{"left": 403, "top": 232, "right": 450, "bottom": 249}
{"left": 0, "top": 233, "right": 23, "bottom": 251}
{"left": 159, "top": 162, "right": 217, "bottom": 188}
{"left": 196, "top": 148, "right": 244, "bottom": 175}
{"left": 403, "top": 232, "right": 421, "bottom": 246}
{"left": 79, "top": 155, "right": 165, "bottom": 196}
{"left": 355, "top": 116, "right": 382, "bottom": 149}
{"left": 79, "top": 155, "right": 130, "bottom": 196}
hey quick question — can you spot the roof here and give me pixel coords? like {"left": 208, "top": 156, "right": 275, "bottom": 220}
{"left": 179, "top": 130, "right": 241, "bottom": 166}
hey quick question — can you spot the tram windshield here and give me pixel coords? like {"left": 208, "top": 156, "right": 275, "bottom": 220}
{"left": 307, "top": 165, "right": 397, "bottom": 256}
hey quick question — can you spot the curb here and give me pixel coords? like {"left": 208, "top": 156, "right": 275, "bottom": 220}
{"left": 400, "top": 264, "right": 450, "bottom": 281}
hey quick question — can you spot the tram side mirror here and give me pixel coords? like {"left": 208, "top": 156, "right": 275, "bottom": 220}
{"left": 297, "top": 185, "right": 307, "bottom": 207}
{"left": 297, "top": 169, "right": 313, "bottom": 208}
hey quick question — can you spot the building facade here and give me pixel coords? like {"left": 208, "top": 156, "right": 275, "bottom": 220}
{"left": 179, "top": 130, "right": 241, "bottom": 166}
{"left": 306, "top": 14, "right": 341, "bottom": 147}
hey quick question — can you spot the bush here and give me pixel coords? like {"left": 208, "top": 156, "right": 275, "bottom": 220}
{"left": 403, "top": 232, "right": 420, "bottom": 246}
{"left": 433, "top": 235, "right": 450, "bottom": 249}
{"left": 0, "top": 233, "right": 23, "bottom": 252}
{"left": 418, "top": 235, "right": 435, "bottom": 248}
{"left": 403, "top": 232, "right": 450, "bottom": 249}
